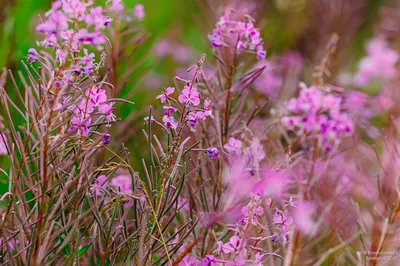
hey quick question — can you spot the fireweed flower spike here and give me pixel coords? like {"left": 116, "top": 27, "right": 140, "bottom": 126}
{"left": 354, "top": 37, "right": 399, "bottom": 87}
{"left": 209, "top": 11, "right": 266, "bottom": 60}
{"left": 281, "top": 82, "right": 354, "bottom": 152}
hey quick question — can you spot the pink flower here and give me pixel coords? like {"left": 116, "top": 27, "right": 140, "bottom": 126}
{"left": 96, "top": 175, "right": 108, "bottom": 196}
{"left": 209, "top": 12, "right": 266, "bottom": 60}
{"left": 100, "top": 103, "right": 116, "bottom": 123}
{"left": 245, "top": 138, "right": 265, "bottom": 167}
{"left": 133, "top": 4, "right": 145, "bottom": 21}
{"left": 110, "top": 175, "right": 132, "bottom": 193}
{"left": 178, "top": 256, "right": 201, "bottom": 266}
{"left": 86, "top": 85, "right": 107, "bottom": 109}
{"left": 69, "top": 116, "right": 91, "bottom": 137}
{"left": 273, "top": 210, "right": 293, "bottom": 236}
{"left": 178, "top": 198, "right": 190, "bottom": 211}
{"left": 107, "top": 0, "right": 125, "bottom": 14}
{"left": 224, "top": 137, "right": 242, "bottom": 155}
{"left": 156, "top": 87, "right": 175, "bottom": 103}
{"left": 178, "top": 87, "right": 201, "bottom": 106}
{"left": 221, "top": 236, "right": 242, "bottom": 254}
{"left": 163, "top": 115, "right": 178, "bottom": 129}
{"left": 85, "top": 6, "right": 108, "bottom": 30}
{"left": 254, "top": 253, "right": 264, "bottom": 266}
{"left": 292, "top": 201, "right": 316, "bottom": 236}
{"left": 163, "top": 106, "right": 177, "bottom": 116}
{"left": 62, "top": 0, "right": 88, "bottom": 21}
{"left": 354, "top": 37, "right": 399, "bottom": 86}
{"left": 282, "top": 83, "right": 354, "bottom": 151}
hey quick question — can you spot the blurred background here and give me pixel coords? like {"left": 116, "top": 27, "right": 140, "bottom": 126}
{"left": 0, "top": 0, "right": 392, "bottom": 193}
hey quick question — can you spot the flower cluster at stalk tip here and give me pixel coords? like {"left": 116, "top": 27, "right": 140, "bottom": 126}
{"left": 354, "top": 37, "right": 399, "bottom": 87}
{"left": 282, "top": 83, "right": 354, "bottom": 152}
{"left": 209, "top": 11, "right": 266, "bottom": 60}
{"left": 154, "top": 73, "right": 213, "bottom": 132}
{"left": 27, "top": 0, "right": 149, "bottom": 139}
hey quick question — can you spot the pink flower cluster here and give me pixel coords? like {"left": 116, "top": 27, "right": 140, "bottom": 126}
{"left": 155, "top": 78, "right": 213, "bottom": 132}
{"left": 282, "top": 83, "right": 354, "bottom": 152}
{"left": 223, "top": 137, "right": 265, "bottom": 168}
{"left": 96, "top": 174, "right": 132, "bottom": 196}
{"left": 68, "top": 85, "right": 115, "bottom": 137}
{"left": 354, "top": 37, "right": 399, "bottom": 87}
{"left": 36, "top": 0, "right": 111, "bottom": 51}
{"left": 209, "top": 11, "right": 266, "bottom": 60}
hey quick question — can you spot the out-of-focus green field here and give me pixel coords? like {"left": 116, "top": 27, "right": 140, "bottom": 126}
{"left": 0, "top": 0, "right": 386, "bottom": 194}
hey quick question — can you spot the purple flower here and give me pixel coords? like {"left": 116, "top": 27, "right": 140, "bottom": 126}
{"left": 102, "top": 133, "right": 111, "bottom": 144}
{"left": 206, "top": 147, "right": 219, "bottom": 160}
{"left": 178, "top": 87, "right": 201, "bottom": 106}
{"left": 156, "top": 87, "right": 175, "bottom": 103}
{"left": 27, "top": 48, "right": 39, "bottom": 62}
{"left": 202, "top": 255, "right": 216, "bottom": 266}
{"left": 163, "top": 106, "right": 177, "bottom": 116}
{"left": 162, "top": 115, "right": 178, "bottom": 129}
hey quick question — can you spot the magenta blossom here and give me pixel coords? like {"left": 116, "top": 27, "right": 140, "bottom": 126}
{"left": 178, "top": 87, "right": 201, "bottom": 106}
{"left": 156, "top": 87, "right": 175, "bottom": 103}
{"left": 220, "top": 235, "right": 242, "bottom": 254}
{"left": 69, "top": 116, "right": 91, "bottom": 137}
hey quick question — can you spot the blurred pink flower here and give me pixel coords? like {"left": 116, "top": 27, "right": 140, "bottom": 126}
{"left": 292, "top": 201, "right": 316, "bottom": 236}
{"left": 224, "top": 137, "right": 243, "bottom": 155}
{"left": 354, "top": 37, "right": 399, "bottom": 87}
{"left": 133, "top": 4, "right": 145, "bottom": 21}
{"left": 96, "top": 175, "right": 108, "bottom": 196}
{"left": 111, "top": 175, "right": 132, "bottom": 193}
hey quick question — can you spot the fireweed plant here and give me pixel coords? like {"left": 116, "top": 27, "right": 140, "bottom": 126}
{"left": 0, "top": 1, "right": 400, "bottom": 266}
